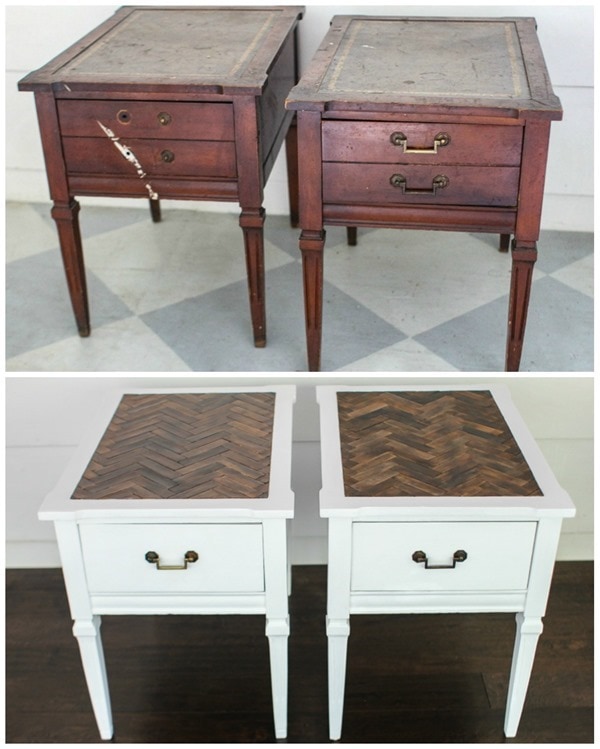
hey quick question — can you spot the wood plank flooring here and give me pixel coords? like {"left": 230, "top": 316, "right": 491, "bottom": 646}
{"left": 6, "top": 563, "right": 593, "bottom": 743}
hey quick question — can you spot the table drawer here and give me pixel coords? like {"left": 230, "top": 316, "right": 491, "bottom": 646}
{"left": 351, "top": 522, "right": 537, "bottom": 593}
{"left": 79, "top": 523, "right": 265, "bottom": 594}
{"left": 58, "top": 100, "right": 234, "bottom": 141}
{"left": 322, "top": 121, "right": 523, "bottom": 166}
{"left": 323, "top": 163, "right": 519, "bottom": 207}
{"left": 63, "top": 137, "right": 237, "bottom": 179}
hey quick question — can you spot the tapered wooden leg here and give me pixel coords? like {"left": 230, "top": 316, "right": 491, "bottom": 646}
{"left": 149, "top": 197, "right": 161, "bottom": 223}
{"left": 346, "top": 227, "right": 357, "bottom": 246}
{"left": 504, "top": 614, "right": 543, "bottom": 737}
{"left": 499, "top": 233, "right": 510, "bottom": 252}
{"left": 327, "top": 617, "right": 350, "bottom": 741}
{"left": 300, "top": 230, "right": 326, "bottom": 371}
{"left": 73, "top": 617, "right": 113, "bottom": 740}
{"left": 240, "top": 209, "right": 267, "bottom": 347}
{"left": 285, "top": 116, "right": 299, "bottom": 228}
{"left": 51, "top": 199, "right": 90, "bottom": 337}
{"left": 506, "top": 241, "right": 537, "bottom": 371}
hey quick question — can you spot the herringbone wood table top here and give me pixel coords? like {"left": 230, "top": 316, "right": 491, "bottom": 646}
{"left": 72, "top": 393, "right": 275, "bottom": 500}
{"left": 337, "top": 391, "right": 542, "bottom": 497}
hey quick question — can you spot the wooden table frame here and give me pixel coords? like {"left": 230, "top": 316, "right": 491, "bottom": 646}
{"left": 19, "top": 6, "right": 303, "bottom": 348}
{"left": 38, "top": 385, "right": 296, "bottom": 741}
{"left": 286, "top": 16, "right": 562, "bottom": 371}
{"left": 317, "top": 383, "right": 575, "bottom": 739}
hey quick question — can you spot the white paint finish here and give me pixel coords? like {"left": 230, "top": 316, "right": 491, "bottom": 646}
{"left": 504, "top": 614, "right": 544, "bottom": 737}
{"left": 79, "top": 523, "right": 265, "bottom": 595}
{"left": 39, "top": 385, "right": 295, "bottom": 519}
{"left": 351, "top": 522, "right": 537, "bottom": 592}
{"left": 5, "top": 377, "right": 593, "bottom": 568}
{"left": 37, "top": 385, "right": 295, "bottom": 740}
{"left": 89, "top": 594, "right": 267, "bottom": 616}
{"left": 349, "top": 591, "right": 527, "bottom": 615}
{"left": 72, "top": 616, "right": 113, "bottom": 740}
{"left": 6, "top": 5, "right": 593, "bottom": 229}
{"left": 317, "top": 384, "right": 576, "bottom": 740}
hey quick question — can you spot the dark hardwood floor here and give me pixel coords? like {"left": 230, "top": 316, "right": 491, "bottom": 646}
{"left": 6, "top": 563, "right": 593, "bottom": 743}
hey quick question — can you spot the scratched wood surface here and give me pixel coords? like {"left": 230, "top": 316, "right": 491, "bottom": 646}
{"left": 321, "top": 20, "right": 529, "bottom": 99}
{"left": 18, "top": 6, "right": 303, "bottom": 93}
{"left": 286, "top": 16, "right": 561, "bottom": 116}
{"left": 62, "top": 9, "right": 275, "bottom": 79}
{"left": 337, "top": 391, "right": 543, "bottom": 497}
{"left": 71, "top": 393, "right": 275, "bottom": 500}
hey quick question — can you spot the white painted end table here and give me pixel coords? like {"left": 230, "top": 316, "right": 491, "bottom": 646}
{"left": 39, "top": 385, "right": 295, "bottom": 740}
{"left": 317, "top": 384, "right": 575, "bottom": 740}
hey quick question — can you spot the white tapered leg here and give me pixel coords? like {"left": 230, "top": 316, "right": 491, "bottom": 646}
{"left": 327, "top": 617, "right": 350, "bottom": 741}
{"left": 73, "top": 616, "right": 113, "bottom": 740}
{"left": 263, "top": 519, "right": 290, "bottom": 739}
{"left": 266, "top": 618, "right": 289, "bottom": 739}
{"left": 504, "top": 613, "right": 543, "bottom": 737}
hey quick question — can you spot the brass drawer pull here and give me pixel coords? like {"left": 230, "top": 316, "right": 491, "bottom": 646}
{"left": 145, "top": 550, "right": 198, "bottom": 570}
{"left": 390, "top": 173, "right": 449, "bottom": 195}
{"left": 157, "top": 111, "right": 172, "bottom": 126}
{"left": 116, "top": 109, "right": 131, "bottom": 124}
{"left": 390, "top": 131, "right": 450, "bottom": 153}
{"left": 160, "top": 149, "right": 175, "bottom": 163}
{"left": 412, "top": 549, "right": 467, "bottom": 569}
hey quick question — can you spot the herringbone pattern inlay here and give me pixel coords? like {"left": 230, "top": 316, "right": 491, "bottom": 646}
{"left": 337, "top": 391, "right": 542, "bottom": 497}
{"left": 72, "top": 393, "right": 275, "bottom": 499}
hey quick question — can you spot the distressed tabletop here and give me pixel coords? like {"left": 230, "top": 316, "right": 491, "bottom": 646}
{"left": 337, "top": 390, "right": 543, "bottom": 497}
{"left": 287, "top": 15, "right": 561, "bottom": 116}
{"left": 18, "top": 6, "right": 304, "bottom": 94}
{"left": 72, "top": 393, "right": 276, "bottom": 500}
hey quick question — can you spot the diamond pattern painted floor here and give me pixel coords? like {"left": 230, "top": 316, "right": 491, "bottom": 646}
{"left": 5, "top": 202, "right": 593, "bottom": 372}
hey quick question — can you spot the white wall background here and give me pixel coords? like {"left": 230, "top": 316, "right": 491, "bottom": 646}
{"left": 5, "top": 375, "right": 593, "bottom": 568}
{"left": 5, "top": 3, "right": 594, "bottom": 232}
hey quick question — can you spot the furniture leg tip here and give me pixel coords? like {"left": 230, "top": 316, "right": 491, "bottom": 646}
{"left": 254, "top": 337, "right": 267, "bottom": 348}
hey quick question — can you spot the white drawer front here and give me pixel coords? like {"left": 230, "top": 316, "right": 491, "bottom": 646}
{"left": 80, "top": 523, "right": 265, "bottom": 594}
{"left": 351, "top": 522, "right": 536, "bottom": 593}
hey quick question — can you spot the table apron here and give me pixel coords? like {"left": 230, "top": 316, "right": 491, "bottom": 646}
{"left": 349, "top": 590, "right": 527, "bottom": 614}
{"left": 89, "top": 592, "right": 268, "bottom": 616}
{"left": 67, "top": 174, "right": 239, "bottom": 201}
{"left": 323, "top": 203, "right": 517, "bottom": 233}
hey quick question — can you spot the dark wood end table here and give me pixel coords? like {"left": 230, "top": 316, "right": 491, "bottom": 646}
{"left": 286, "top": 16, "right": 562, "bottom": 371}
{"left": 19, "top": 6, "right": 303, "bottom": 348}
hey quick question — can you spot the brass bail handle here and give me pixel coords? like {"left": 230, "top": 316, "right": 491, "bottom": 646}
{"left": 412, "top": 549, "right": 468, "bottom": 569}
{"left": 390, "top": 131, "right": 451, "bottom": 153}
{"left": 390, "top": 173, "right": 449, "bottom": 195}
{"left": 145, "top": 550, "right": 198, "bottom": 570}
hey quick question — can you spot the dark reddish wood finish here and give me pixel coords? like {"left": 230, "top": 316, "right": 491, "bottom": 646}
{"left": 286, "top": 16, "right": 562, "bottom": 371}
{"left": 19, "top": 6, "right": 303, "bottom": 348}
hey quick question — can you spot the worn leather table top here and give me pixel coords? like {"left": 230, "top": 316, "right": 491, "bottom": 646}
{"left": 72, "top": 393, "right": 275, "bottom": 500}
{"left": 287, "top": 15, "right": 561, "bottom": 116}
{"left": 337, "top": 390, "right": 542, "bottom": 497}
{"left": 18, "top": 6, "right": 303, "bottom": 94}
